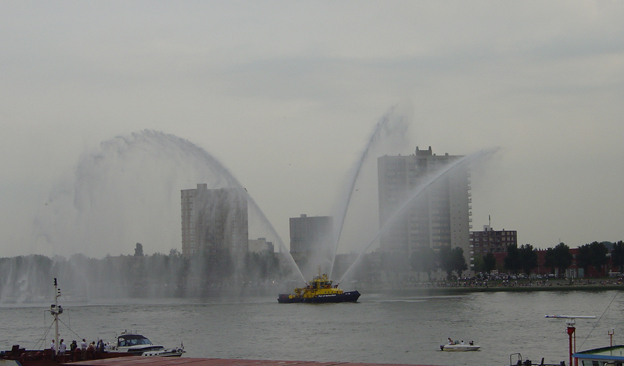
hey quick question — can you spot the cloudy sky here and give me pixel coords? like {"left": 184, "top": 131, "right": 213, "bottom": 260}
{"left": 1, "top": 1, "right": 623, "bottom": 258}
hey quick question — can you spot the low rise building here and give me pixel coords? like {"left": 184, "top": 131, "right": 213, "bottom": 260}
{"left": 470, "top": 225, "right": 517, "bottom": 262}
{"left": 248, "top": 238, "right": 274, "bottom": 253}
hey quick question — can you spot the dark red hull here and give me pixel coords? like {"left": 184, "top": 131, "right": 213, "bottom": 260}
{"left": 1, "top": 346, "right": 133, "bottom": 366}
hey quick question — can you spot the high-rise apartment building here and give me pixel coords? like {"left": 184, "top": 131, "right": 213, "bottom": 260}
{"left": 181, "top": 184, "right": 248, "bottom": 258}
{"left": 378, "top": 146, "right": 471, "bottom": 266}
{"left": 289, "top": 214, "right": 333, "bottom": 267}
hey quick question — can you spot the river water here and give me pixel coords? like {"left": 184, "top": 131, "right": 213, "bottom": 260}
{"left": 2, "top": 290, "right": 624, "bottom": 366}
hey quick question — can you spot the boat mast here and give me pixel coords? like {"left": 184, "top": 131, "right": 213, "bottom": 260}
{"left": 51, "top": 278, "right": 63, "bottom": 355}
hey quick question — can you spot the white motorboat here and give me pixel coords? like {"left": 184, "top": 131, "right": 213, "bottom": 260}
{"left": 440, "top": 343, "right": 480, "bottom": 352}
{"left": 111, "top": 331, "right": 185, "bottom": 357}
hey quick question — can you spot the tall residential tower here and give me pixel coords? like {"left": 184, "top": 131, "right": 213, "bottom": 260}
{"left": 378, "top": 146, "right": 471, "bottom": 268}
{"left": 181, "top": 184, "right": 248, "bottom": 258}
{"left": 289, "top": 214, "right": 333, "bottom": 276}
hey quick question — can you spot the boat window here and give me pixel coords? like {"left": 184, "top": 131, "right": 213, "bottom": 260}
{"left": 137, "top": 338, "right": 152, "bottom": 345}
{"left": 119, "top": 335, "right": 152, "bottom": 346}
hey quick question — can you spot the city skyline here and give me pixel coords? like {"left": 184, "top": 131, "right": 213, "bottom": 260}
{"left": 1, "top": 2, "right": 623, "bottom": 258}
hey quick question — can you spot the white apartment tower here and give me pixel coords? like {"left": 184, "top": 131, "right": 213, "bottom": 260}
{"left": 181, "top": 184, "right": 248, "bottom": 258}
{"left": 378, "top": 146, "right": 471, "bottom": 266}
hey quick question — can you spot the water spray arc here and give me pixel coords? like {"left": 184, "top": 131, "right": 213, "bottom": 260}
{"left": 150, "top": 131, "right": 307, "bottom": 283}
{"left": 25, "top": 122, "right": 498, "bottom": 299}
{"left": 328, "top": 108, "right": 405, "bottom": 279}
{"left": 168, "top": 134, "right": 305, "bottom": 282}
{"left": 37, "top": 130, "right": 306, "bottom": 285}
{"left": 338, "top": 148, "right": 496, "bottom": 284}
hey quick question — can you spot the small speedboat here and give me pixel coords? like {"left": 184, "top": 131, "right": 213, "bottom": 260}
{"left": 440, "top": 343, "right": 480, "bottom": 352}
{"left": 112, "top": 331, "right": 185, "bottom": 357}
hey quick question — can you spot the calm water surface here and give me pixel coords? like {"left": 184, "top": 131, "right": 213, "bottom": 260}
{"left": 2, "top": 290, "right": 624, "bottom": 366}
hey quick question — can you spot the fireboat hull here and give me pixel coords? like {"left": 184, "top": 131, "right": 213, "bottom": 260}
{"left": 277, "top": 290, "right": 360, "bottom": 303}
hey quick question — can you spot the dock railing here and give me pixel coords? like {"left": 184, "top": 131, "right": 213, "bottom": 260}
{"left": 510, "top": 353, "right": 565, "bottom": 366}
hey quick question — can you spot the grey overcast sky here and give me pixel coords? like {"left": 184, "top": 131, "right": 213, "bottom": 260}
{"left": 1, "top": 1, "right": 623, "bottom": 258}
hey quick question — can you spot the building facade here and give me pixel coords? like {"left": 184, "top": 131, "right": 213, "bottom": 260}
{"left": 470, "top": 225, "right": 517, "bottom": 258}
{"left": 248, "top": 238, "right": 274, "bottom": 253}
{"left": 181, "top": 184, "right": 248, "bottom": 257}
{"left": 289, "top": 214, "right": 333, "bottom": 270}
{"left": 378, "top": 146, "right": 471, "bottom": 268}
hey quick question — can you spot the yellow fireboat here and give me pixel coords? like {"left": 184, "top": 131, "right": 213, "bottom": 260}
{"left": 277, "top": 273, "right": 360, "bottom": 303}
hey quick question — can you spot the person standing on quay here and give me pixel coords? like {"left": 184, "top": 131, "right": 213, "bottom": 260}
{"left": 80, "top": 338, "right": 87, "bottom": 360}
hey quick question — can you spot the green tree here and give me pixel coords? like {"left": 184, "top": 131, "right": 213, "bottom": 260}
{"left": 504, "top": 244, "right": 521, "bottom": 274}
{"left": 438, "top": 245, "right": 454, "bottom": 280}
{"left": 552, "top": 242, "right": 573, "bottom": 278}
{"left": 134, "top": 243, "right": 144, "bottom": 257}
{"left": 483, "top": 252, "right": 497, "bottom": 275}
{"left": 410, "top": 247, "right": 437, "bottom": 281}
{"left": 577, "top": 244, "right": 592, "bottom": 275}
{"left": 612, "top": 241, "right": 624, "bottom": 273}
{"left": 577, "top": 242, "right": 609, "bottom": 277}
{"left": 544, "top": 247, "right": 556, "bottom": 274}
{"left": 452, "top": 247, "right": 468, "bottom": 278}
{"left": 518, "top": 244, "right": 538, "bottom": 276}
{"left": 439, "top": 246, "right": 467, "bottom": 280}
{"left": 590, "top": 241, "right": 609, "bottom": 276}
{"left": 472, "top": 255, "right": 485, "bottom": 273}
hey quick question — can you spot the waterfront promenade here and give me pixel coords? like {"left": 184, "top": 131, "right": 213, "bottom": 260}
{"left": 360, "top": 278, "right": 624, "bottom": 294}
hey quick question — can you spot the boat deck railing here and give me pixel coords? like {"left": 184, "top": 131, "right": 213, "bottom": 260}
{"left": 510, "top": 353, "right": 565, "bottom": 366}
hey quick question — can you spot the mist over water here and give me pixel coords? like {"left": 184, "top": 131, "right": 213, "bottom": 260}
{"left": 327, "top": 107, "right": 409, "bottom": 278}
{"left": 337, "top": 148, "right": 499, "bottom": 284}
{"left": 296, "top": 107, "right": 412, "bottom": 279}
{"left": 12, "top": 130, "right": 306, "bottom": 301}
{"left": 3, "top": 107, "right": 498, "bottom": 303}
{"left": 34, "top": 130, "right": 293, "bottom": 261}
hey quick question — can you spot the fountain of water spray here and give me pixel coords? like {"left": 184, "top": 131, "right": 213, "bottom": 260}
{"left": 8, "top": 113, "right": 497, "bottom": 301}
{"left": 34, "top": 130, "right": 305, "bottom": 284}
{"left": 338, "top": 148, "right": 498, "bottom": 283}
{"left": 326, "top": 108, "right": 409, "bottom": 279}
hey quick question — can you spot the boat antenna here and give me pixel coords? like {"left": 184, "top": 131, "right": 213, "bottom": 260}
{"left": 545, "top": 315, "right": 596, "bottom": 366}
